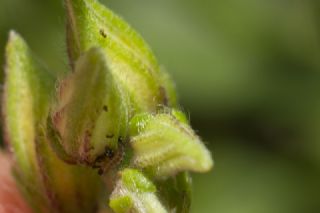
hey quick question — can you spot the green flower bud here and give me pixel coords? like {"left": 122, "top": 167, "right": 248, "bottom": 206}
{"left": 2, "top": 1, "right": 214, "bottom": 212}
{"left": 51, "top": 47, "right": 128, "bottom": 165}
{"left": 129, "top": 109, "right": 213, "bottom": 178}
{"left": 3, "top": 29, "right": 51, "bottom": 213}
{"left": 3, "top": 31, "right": 102, "bottom": 213}
{"left": 64, "top": 0, "right": 177, "bottom": 112}
{"left": 109, "top": 169, "right": 167, "bottom": 213}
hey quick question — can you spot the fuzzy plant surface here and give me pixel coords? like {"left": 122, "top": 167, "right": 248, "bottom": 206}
{"left": 1, "top": 0, "right": 213, "bottom": 212}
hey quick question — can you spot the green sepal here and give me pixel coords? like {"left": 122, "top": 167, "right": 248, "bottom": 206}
{"left": 3, "top": 31, "right": 102, "bottom": 213}
{"left": 3, "top": 31, "right": 55, "bottom": 212}
{"left": 51, "top": 47, "right": 128, "bottom": 165}
{"left": 129, "top": 109, "right": 213, "bottom": 178}
{"left": 109, "top": 195, "right": 133, "bottom": 213}
{"left": 155, "top": 172, "right": 192, "bottom": 213}
{"left": 109, "top": 169, "right": 167, "bottom": 213}
{"left": 64, "top": 0, "right": 176, "bottom": 111}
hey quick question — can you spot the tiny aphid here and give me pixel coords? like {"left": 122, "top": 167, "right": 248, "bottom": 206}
{"left": 118, "top": 136, "right": 123, "bottom": 144}
{"left": 97, "top": 145, "right": 124, "bottom": 175}
{"left": 105, "top": 147, "right": 115, "bottom": 158}
{"left": 99, "top": 29, "right": 107, "bottom": 38}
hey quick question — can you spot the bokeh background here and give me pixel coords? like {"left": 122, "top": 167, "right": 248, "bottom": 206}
{"left": 1, "top": 0, "right": 320, "bottom": 212}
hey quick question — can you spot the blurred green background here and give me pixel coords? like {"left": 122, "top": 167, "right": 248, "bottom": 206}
{"left": 1, "top": 0, "right": 320, "bottom": 212}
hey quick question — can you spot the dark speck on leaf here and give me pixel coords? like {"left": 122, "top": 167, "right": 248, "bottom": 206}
{"left": 103, "top": 105, "right": 108, "bottom": 112}
{"left": 118, "top": 137, "right": 123, "bottom": 143}
{"left": 99, "top": 29, "right": 107, "bottom": 38}
{"left": 106, "top": 134, "right": 114, "bottom": 139}
{"left": 105, "top": 148, "right": 114, "bottom": 158}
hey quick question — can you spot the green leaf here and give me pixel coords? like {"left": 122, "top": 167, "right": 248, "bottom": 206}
{"left": 51, "top": 47, "right": 128, "bottom": 165}
{"left": 65, "top": 0, "right": 177, "bottom": 111}
{"left": 3, "top": 31, "right": 102, "bottom": 213}
{"left": 110, "top": 169, "right": 167, "bottom": 213}
{"left": 129, "top": 109, "right": 213, "bottom": 178}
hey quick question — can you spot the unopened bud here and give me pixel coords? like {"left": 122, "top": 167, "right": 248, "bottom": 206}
{"left": 129, "top": 109, "right": 213, "bottom": 178}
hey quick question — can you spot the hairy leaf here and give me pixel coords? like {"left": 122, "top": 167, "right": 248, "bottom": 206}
{"left": 110, "top": 169, "right": 167, "bottom": 213}
{"left": 129, "top": 109, "right": 213, "bottom": 178}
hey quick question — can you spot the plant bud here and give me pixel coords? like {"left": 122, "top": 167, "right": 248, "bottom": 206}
{"left": 51, "top": 47, "right": 128, "bottom": 165}
{"left": 3, "top": 31, "right": 102, "bottom": 213}
{"left": 109, "top": 169, "right": 167, "bottom": 213}
{"left": 129, "top": 109, "right": 213, "bottom": 178}
{"left": 65, "top": 0, "right": 177, "bottom": 112}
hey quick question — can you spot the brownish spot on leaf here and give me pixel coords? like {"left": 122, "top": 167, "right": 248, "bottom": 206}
{"left": 99, "top": 29, "right": 107, "bottom": 38}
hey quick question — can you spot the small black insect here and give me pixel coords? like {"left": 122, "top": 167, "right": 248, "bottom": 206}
{"left": 99, "top": 29, "right": 107, "bottom": 38}
{"left": 118, "top": 136, "right": 123, "bottom": 144}
{"left": 103, "top": 105, "right": 108, "bottom": 112}
{"left": 95, "top": 145, "right": 124, "bottom": 175}
{"left": 105, "top": 148, "right": 115, "bottom": 158}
